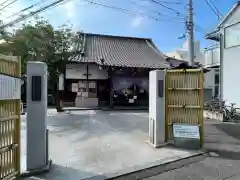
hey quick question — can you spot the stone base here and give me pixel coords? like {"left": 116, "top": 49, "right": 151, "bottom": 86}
{"left": 174, "top": 138, "right": 201, "bottom": 150}
{"left": 75, "top": 96, "right": 99, "bottom": 108}
{"left": 20, "top": 159, "right": 52, "bottom": 177}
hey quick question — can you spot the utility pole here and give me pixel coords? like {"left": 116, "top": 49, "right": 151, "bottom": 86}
{"left": 187, "top": 0, "right": 194, "bottom": 66}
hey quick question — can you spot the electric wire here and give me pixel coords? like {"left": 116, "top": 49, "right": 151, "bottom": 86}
{"left": 5, "top": 0, "right": 50, "bottom": 19}
{"left": 1, "top": 0, "right": 73, "bottom": 28}
{"left": 203, "top": 0, "right": 221, "bottom": 19}
{"left": 208, "top": 0, "right": 223, "bottom": 17}
{"left": 0, "top": 0, "right": 18, "bottom": 11}
{"left": 0, "top": 0, "right": 11, "bottom": 7}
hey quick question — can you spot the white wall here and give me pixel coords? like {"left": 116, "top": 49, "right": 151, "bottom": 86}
{"left": 220, "top": 6, "right": 240, "bottom": 28}
{"left": 204, "top": 69, "right": 215, "bottom": 90}
{"left": 220, "top": 6, "right": 240, "bottom": 107}
{"left": 222, "top": 42, "right": 240, "bottom": 107}
{"left": 65, "top": 64, "right": 108, "bottom": 80}
{"left": 165, "top": 51, "right": 182, "bottom": 60}
{"left": 204, "top": 46, "right": 220, "bottom": 67}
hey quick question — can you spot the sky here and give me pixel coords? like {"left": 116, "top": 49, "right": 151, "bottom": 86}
{"left": 1, "top": 0, "right": 239, "bottom": 53}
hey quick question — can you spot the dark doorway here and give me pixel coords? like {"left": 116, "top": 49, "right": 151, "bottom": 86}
{"left": 97, "top": 80, "right": 109, "bottom": 106}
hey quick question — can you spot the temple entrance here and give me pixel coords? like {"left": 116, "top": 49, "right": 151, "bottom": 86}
{"left": 97, "top": 79, "right": 110, "bottom": 106}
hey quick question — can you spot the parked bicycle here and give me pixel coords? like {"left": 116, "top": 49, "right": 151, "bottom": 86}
{"left": 204, "top": 98, "right": 240, "bottom": 122}
{"left": 222, "top": 103, "right": 240, "bottom": 122}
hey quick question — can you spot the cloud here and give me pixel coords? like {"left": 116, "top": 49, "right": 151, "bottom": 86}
{"left": 131, "top": 16, "right": 143, "bottom": 27}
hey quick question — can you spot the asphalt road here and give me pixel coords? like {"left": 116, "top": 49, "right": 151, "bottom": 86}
{"left": 142, "top": 120, "right": 240, "bottom": 180}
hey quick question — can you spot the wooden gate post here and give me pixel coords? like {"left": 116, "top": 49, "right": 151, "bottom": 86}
{"left": 165, "top": 69, "right": 204, "bottom": 148}
{"left": 0, "top": 55, "right": 21, "bottom": 180}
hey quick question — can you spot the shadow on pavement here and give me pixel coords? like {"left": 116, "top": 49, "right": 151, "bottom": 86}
{"left": 214, "top": 123, "right": 240, "bottom": 140}
{"left": 204, "top": 121, "right": 240, "bottom": 160}
{"left": 20, "top": 164, "right": 106, "bottom": 180}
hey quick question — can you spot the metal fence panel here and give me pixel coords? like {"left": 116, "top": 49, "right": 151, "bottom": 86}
{"left": 165, "top": 69, "right": 204, "bottom": 147}
{"left": 0, "top": 55, "right": 21, "bottom": 180}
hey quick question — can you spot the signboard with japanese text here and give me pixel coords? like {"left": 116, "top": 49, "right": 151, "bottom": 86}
{"left": 173, "top": 124, "right": 200, "bottom": 139}
{"left": 0, "top": 74, "right": 21, "bottom": 100}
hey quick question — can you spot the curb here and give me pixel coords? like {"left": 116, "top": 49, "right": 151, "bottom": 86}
{"left": 63, "top": 108, "right": 102, "bottom": 111}
{"left": 101, "top": 108, "right": 148, "bottom": 111}
{"left": 19, "top": 159, "right": 52, "bottom": 178}
{"left": 104, "top": 151, "right": 205, "bottom": 180}
{"left": 62, "top": 107, "right": 148, "bottom": 111}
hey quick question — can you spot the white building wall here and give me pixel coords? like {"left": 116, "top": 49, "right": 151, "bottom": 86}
{"left": 222, "top": 41, "right": 240, "bottom": 107}
{"left": 219, "top": 6, "right": 240, "bottom": 107}
{"left": 165, "top": 51, "right": 182, "bottom": 60}
{"left": 220, "top": 6, "right": 240, "bottom": 28}
{"left": 65, "top": 63, "right": 108, "bottom": 80}
{"left": 204, "top": 46, "right": 220, "bottom": 67}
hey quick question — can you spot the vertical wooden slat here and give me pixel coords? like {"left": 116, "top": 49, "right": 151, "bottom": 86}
{"left": 164, "top": 69, "right": 169, "bottom": 142}
{"left": 199, "top": 69, "right": 204, "bottom": 147}
{"left": 15, "top": 56, "right": 21, "bottom": 175}
{"left": 165, "top": 69, "right": 204, "bottom": 143}
{"left": 0, "top": 55, "right": 21, "bottom": 180}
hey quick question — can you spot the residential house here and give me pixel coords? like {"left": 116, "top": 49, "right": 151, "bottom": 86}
{"left": 205, "top": 1, "right": 240, "bottom": 107}
{"left": 59, "top": 33, "right": 183, "bottom": 108}
{"left": 166, "top": 40, "right": 215, "bottom": 101}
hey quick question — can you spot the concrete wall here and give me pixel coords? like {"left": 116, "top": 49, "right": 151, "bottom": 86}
{"left": 65, "top": 63, "right": 108, "bottom": 80}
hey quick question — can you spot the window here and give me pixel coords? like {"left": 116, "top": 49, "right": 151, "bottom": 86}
{"left": 215, "top": 73, "right": 220, "bottom": 85}
{"left": 214, "top": 85, "right": 219, "bottom": 98}
{"left": 225, "top": 23, "right": 240, "bottom": 48}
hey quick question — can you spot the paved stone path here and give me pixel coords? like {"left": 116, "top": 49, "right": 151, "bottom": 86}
{"left": 20, "top": 110, "right": 201, "bottom": 180}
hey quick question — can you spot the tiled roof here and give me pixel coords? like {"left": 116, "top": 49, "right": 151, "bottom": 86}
{"left": 71, "top": 33, "right": 172, "bottom": 69}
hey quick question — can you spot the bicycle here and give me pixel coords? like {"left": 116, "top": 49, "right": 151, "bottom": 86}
{"left": 222, "top": 103, "right": 240, "bottom": 122}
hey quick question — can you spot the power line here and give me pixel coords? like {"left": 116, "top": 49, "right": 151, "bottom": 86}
{"left": 0, "top": 0, "right": 10, "bottom": 7}
{"left": 0, "top": 0, "right": 205, "bottom": 35}
{"left": 0, "top": 0, "right": 18, "bottom": 11}
{"left": 84, "top": 0, "right": 185, "bottom": 22}
{"left": 130, "top": 0, "right": 185, "bottom": 20}
{"left": 208, "top": 0, "right": 223, "bottom": 17}
{"left": 5, "top": 0, "right": 49, "bottom": 19}
{"left": 149, "top": 0, "right": 205, "bottom": 34}
{"left": 86, "top": 0, "right": 206, "bottom": 34}
{"left": 148, "top": 0, "right": 185, "bottom": 17}
{"left": 203, "top": 0, "right": 220, "bottom": 19}
{"left": 146, "top": 0, "right": 182, "bottom": 5}
{"left": 1, "top": 0, "right": 72, "bottom": 28}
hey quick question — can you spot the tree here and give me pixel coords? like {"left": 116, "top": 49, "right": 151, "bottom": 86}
{"left": 0, "top": 17, "right": 80, "bottom": 111}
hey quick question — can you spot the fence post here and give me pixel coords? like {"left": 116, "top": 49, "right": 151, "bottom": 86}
{"left": 199, "top": 68, "right": 204, "bottom": 147}
{"left": 15, "top": 56, "right": 21, "bottom": 174}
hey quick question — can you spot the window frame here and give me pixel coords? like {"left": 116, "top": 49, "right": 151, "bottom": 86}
{"left": 224, "top": 22, "right": 240, "bottom": 49}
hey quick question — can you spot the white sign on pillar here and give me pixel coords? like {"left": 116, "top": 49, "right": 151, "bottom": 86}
{"left": 149, "top": 70, "right": 165, "bottom": 147}
{"left": 26, "top": 61, "right": 49, "bottom": 171}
